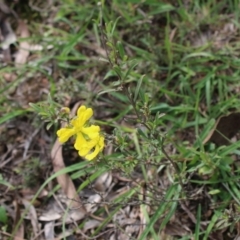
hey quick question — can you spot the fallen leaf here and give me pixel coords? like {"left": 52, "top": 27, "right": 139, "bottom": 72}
{"left": 15, "top": 20, "right": 30, "bottom": 65}
{"left": 13, "top": 200, "right": 24, "bottom": 240}
{"left": 44, "top": 221, "right": 55, "bottom": 240}
{"left": 164, "top": 222, "right": 191, "bottom": 236}
{"left": 203, "top": 112, "right": 240, "bottom": 146}
{"left": 22, "top": 199, "right": 40, "bottom": 238}
{"left": 0, "top": 0, "right": 18, "bottom": 16}
{"left": 0, "top": 13, "right": 17, "bottom": 62}
{"left": 94, "top": 172, "right": 112, "bottom": 192}
{"left": 83, "top": 219, "right": 101, "bottom": 232}
{"left": 85, "top": 194, "right": 101, "bottom": 213}
{"left": 51, "top": 102, "right": 86, "bottom": 220}
{"left": 39, "top": 210, "right": 61, "bottom": 221}
{"left": 3, "top": 72, "right": 17, "bottom": 82}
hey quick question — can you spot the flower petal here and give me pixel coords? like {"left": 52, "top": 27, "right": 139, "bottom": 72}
{"left": 74, "top": 132, "right": 87, "bottom": 150}
{"left": 77, "top": 105, "right": 87, "bottom": 116}
{"left": 82, "top": 125, "right": 100, "bottom": 139}
{"left": 78, "top": 137, "right": 97, "bottom": 155}
{"left": 57, "top": 128, "right": 76, "bottom": 143}
{"left": 80, "top": 136, "right": 105, "bottom": 160}
{"left": 78, "top": 146, "right": 91, "bottom": 157}
{"left": 85, "top": 145, "right": 100, "bottom": 160}
{"left": 98, "top": 136, "right": 105, "bottom": 151}
{"left": 77, "top": 106, "right": 93, "bottom": 124}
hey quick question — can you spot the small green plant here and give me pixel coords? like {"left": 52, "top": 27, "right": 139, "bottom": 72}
{"left": 29, "top": 94, "right": 69, "bottom": 130}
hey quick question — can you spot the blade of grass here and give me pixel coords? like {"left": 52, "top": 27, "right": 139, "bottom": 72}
{"left": 133, "top": 74, "right": 145, "bottom": 102}
{"left": 203, "top": 211, "right": 221, "bottom": 240}
{"left": 195, "top": 204, "right": 201, "bottom": 240}
{"left": 141, "top": 204, "right": 158, "bottom": 240}
{"left": 0, "top": 109, "right": 28, "bottom": 124}
{"left": 139, "top": 184, "right": 179, "bottom": 240}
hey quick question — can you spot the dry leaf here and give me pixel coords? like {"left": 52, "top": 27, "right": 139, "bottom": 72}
{"left": 51, "top": 102, "right": 86, "bottom": 219}
{"left": 44, "top": 221, "right": 55, "bottom": 240}
{"left": 39, "top": 210, "right": 61, "bottom": 222}
{"left": 22, "top": 199, "right": 41, "bottom": 239}
{"left": 85, "top": 194, "right": 101, "bottom": 213}
{"left": 0, "top": 0, "right": 17, "bottom": 16}
{"left": 0, "top": 17, "right": 16, "bottom": 50}
{"left": 203, "top": 112, "right": 240, "bottom": 146}
{"left": 0, "top": 13, "right": 16, "bottom": 62}
{"left": 3, "top": 72, "right": 17, "bottom": 82}
{"left": 83, "top": 219, "right": 101, "bottom": 232}
{"left": 164, "top": 223, "right": 191, "bottom": 236}
{"left": 13, "top": 200, "right": 24, "bottom": 240}
{"left": 15, "top": 20, "right": 30, "bottom": 65}
{"left": 94, "top": 172, "right": 112, "bottom": 192}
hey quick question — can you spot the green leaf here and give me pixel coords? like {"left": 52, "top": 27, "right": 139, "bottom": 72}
{"left": 116, "top": 41, "right": 125, "bottom": 60}
{"left": 134, "top": 74, "right": 145, "bottom": 102}
{"left": 195, "top": 118, "right": 216, "bottom": 147}
{"left": 113, "top": 65, "right": 123, "bottom": 79}
{"left": 203, "top": 211, "right": 221, "bottom": 240}
{"left": 0, "top": 109, "right": 28, "bottom": 125}
{"left": 195, "top": 204, "right": 201, "bottom": 240}
{"left": 123, "top": 61, "right": 138, "bottom": 81}
{"left": 97, "top": 88, "right": 117, "bottom": 96}
{"left": 46, "top": 122, "right": 53, "bottom": 130}
{"left": 0, "top": 206, "right": 7, "bottom": 224}
{"left": 110, "top": 16, "right": 121, "bottom": 36}
{"left": 208, "top": 189, "right": 220, "bottom": 195}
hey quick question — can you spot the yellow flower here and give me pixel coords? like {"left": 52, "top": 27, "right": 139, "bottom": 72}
{"left": 75, "top": 135, "right": 105, "bottom": 161}
{"left": 60, "top": 107, "right": 70, "bottom": 114}
{"left": 57, "top": 105, "right": 104, "bottom": 160}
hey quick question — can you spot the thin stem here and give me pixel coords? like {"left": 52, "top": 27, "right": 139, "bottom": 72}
{"left": 161, "top": 137, "right": 185, "bottom": 192}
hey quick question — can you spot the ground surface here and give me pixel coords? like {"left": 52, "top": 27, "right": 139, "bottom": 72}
{"left": 1, "top": 1, "right": 240, "bottom": 239}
